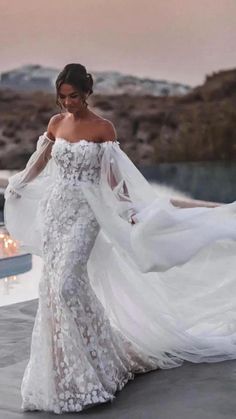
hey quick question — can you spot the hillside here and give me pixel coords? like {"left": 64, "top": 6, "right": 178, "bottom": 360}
{"left": 0, "top": 68, "right": 235, "bottom": 169}
{"left": 0, "top": 65, "right": 191, "bottom": 96}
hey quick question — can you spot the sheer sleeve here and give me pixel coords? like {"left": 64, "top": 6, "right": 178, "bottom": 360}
{"left": 97, "top": 140, "right": 158, "bottom": 224}
{"left": 5, "top": 132, "right": 55, "bottom": 199}
{"left": 79, "top": 139, "right": 161, "bottom": 269}
{"left": 103, "top": 141, "right": 138, "bottom": 223}
{"left": 4, "top": 132, "right": 57, "bottom": 256}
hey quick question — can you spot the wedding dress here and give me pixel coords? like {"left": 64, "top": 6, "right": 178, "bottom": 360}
{"left": 4, "top": 132, "right": 236, "bottom": 414}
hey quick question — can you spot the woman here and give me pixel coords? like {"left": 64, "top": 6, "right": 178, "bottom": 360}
{"left": 4, "top": 63, "right": 236, "bottom": 414}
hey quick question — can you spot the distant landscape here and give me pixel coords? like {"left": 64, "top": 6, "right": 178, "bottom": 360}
{"left": 0, "top": 65, "right": 235, "bottom": 169}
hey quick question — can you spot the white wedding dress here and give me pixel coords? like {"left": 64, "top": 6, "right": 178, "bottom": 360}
{"left": 4, "top": 133, "right": 236, "bottom": 414}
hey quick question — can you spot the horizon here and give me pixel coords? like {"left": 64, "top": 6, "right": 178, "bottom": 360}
{"left": 1, "top": 62, "right": 235, "bottom": 89}
{"left": 0, "top": 62, "right": 201, "bottom": 87}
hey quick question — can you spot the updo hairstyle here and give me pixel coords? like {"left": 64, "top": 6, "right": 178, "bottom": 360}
{"left": 55, "top": 63, "right": 93, "bottom": 108}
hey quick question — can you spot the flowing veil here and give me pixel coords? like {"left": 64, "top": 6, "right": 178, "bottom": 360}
{"left": 4, "top": 133, "right": 236, "bottom": 368}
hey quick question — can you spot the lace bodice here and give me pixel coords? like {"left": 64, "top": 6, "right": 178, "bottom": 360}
{"left": 51, "top": 138, "right": 119, "bottom": 186}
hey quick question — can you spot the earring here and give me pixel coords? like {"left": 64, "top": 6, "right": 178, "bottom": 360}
{"left": 82, "top": 98, "right": 88, "bottom": 108}
{"left": 56, "top": 98, "right": 65, "bottom": 113}
{"left": 58, "top": 102, "right": 63, "bottom": 113}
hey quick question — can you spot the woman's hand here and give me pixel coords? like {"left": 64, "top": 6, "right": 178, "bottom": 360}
{"left": 128, "top": 214, "right": 136, "bottom": 224}
{"left": 127, "top": 208, "right": 137, "bottom": 224}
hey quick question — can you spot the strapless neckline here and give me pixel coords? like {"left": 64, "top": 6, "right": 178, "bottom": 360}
{"left": 55, "top": 137, "right": 120, "bottom": 145}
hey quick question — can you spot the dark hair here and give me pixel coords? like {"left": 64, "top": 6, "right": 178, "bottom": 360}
{"left": 55, "top": 63, "right": 93, "bottom": 108}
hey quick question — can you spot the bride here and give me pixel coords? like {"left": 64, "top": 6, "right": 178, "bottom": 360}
{"left": 4, "top": 63, "right": 236, "bottom": 414}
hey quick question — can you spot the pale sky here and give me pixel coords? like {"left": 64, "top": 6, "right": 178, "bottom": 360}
{"left": 0, "top": 0, "right": 236, "bottom": 86}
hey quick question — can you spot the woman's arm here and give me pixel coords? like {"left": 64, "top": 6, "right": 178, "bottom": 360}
{"left": 170, "top": 197, "right": 222, "bottom": 208}
{"left": 5, "top": 116, "right": 60, "bottom": 199}
{"left": 100, "top": 120, "right": 137, "bottom": 223}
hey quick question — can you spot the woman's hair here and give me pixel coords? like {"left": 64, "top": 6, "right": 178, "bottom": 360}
{"left": 55, "top": 63, "right": 93, "bottom": 108}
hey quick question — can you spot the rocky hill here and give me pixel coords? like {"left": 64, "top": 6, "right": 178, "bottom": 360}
{"left": 0, "top": 65, "right": 191, "bottom": 97}
{"left": 0, "top": 68, "right": 235, "bottom": 169}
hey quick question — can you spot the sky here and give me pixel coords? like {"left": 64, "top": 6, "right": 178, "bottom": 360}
{"left": 0, "top": 0, "right": 236, "bottom": 86}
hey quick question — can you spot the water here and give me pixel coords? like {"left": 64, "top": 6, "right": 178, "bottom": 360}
{"left": 140, "top": 161, "right": 236, "bottom": 203}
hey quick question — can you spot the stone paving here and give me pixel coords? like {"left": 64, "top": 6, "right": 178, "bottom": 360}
{"left": 1, "top": 299, "right": 236, "bottom": 419}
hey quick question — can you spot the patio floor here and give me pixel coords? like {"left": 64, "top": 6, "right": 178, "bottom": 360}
{"left": 1, "top": 299, "right": 236, "bottom": 419}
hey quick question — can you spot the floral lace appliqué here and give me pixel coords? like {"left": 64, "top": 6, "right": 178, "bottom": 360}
{"left": 21, "top": 139, "right": 159, "bottom": 414}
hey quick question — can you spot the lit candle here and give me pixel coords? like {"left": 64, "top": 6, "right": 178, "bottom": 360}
{"left": 0, "top": 227, "right": 20, "bottom": 258}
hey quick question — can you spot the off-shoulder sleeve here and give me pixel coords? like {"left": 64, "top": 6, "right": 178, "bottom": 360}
{"left": 98, "top": 140, "right": 158, "bottom": 221}
{"left": 5, "top": 132, "right": 55, "bottom": 199}
{"left": 98, "top": 140, "right": 141, "bottom": 222}
{"left": 79, "top": 139, "right": 162, "bottom": 267}
{"left": 4, "top": 132, "right": 57, "bottom": 256}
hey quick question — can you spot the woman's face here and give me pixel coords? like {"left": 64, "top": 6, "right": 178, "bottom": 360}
{"left": 57, "top": 83, "right": 86, "bottom": 113}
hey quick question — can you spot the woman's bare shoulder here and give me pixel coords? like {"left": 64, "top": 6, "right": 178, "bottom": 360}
{"left": 46, "top": 113, "right": 65, "bottom": 140}
{"left": 95, "top": 118, "right": 117, "bottom": 142}
{"left": 48, "top": 113, "right": 65, "bottom": 128}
